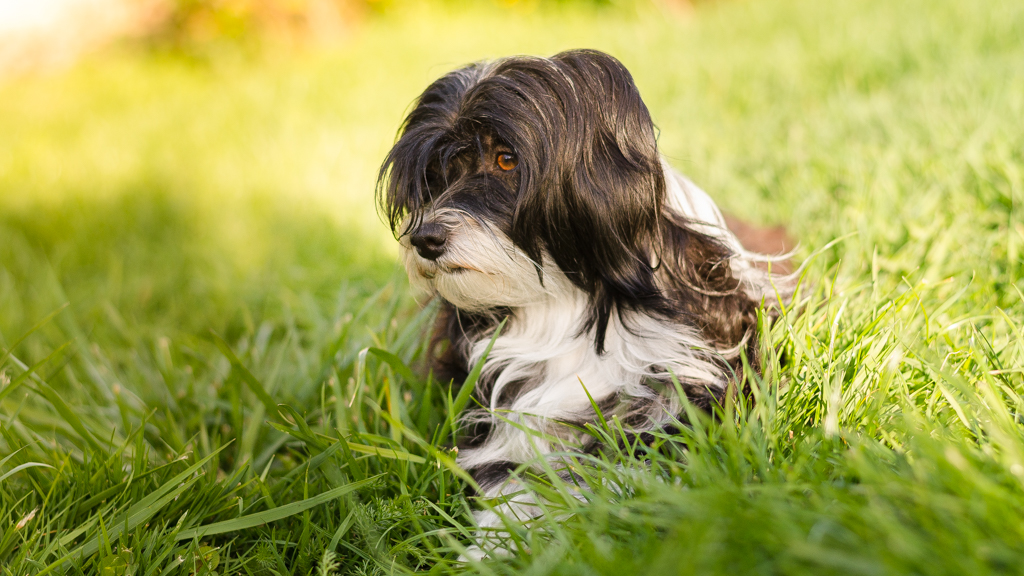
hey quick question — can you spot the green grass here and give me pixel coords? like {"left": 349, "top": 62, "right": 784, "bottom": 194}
{"left": 1, "top": 0, "right": 1023, "bottom": 573}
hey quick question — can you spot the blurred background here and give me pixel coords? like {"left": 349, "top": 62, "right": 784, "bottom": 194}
{"left": 3, "top": 2, "right": 1023, "bottom": 570}
{"left": 1, "top": 0, "right": 1021, "bottom": 353}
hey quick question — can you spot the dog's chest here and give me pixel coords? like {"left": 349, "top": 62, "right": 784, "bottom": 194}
{"left": 466, "top": 297, "right": 697, "bottom": 421}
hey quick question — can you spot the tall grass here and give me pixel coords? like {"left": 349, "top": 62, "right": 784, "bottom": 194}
{"left": 1, "top": 0, "right": 1023, "bottom": 573}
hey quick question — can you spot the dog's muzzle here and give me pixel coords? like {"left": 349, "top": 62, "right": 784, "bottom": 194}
{"left": 409, "top": 222, "right": 449, "bottom": 261}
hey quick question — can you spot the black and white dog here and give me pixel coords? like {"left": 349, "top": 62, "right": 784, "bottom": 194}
{"left": 378, "top": 49, "right": 791, "bottom": 555}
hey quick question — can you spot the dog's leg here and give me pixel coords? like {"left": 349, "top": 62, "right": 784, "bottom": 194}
{"left": 461, "top": 458, "right": 589, "bottom": 561}
{"left": 459, "top": 477, "right": 540, "bottom": 561}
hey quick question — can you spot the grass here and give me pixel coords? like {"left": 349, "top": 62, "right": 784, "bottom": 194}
{"left": 1, "top": 0, "right": 1023, "bottom": 573}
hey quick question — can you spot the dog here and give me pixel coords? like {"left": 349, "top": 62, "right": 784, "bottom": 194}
{"left": 377, "top": 49, "right": 792, "bottom": 557}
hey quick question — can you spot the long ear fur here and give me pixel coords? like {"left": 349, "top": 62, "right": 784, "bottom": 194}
{"left": 495, "top": 50, "right": 671, "bottom": 352}
{"left": 376, "top": 64, "right": 489, "bottom": 236}
{"left": 657, "top": 210, "right": 768, "bottom": 394}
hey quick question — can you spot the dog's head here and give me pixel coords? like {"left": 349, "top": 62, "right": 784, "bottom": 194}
{"left": 378, "top": 50, "right": 674, "bottom": 337}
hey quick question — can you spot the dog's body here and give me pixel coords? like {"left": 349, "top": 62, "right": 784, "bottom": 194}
{"left": 378, "top": 50, "right": 790, "bottom": 554}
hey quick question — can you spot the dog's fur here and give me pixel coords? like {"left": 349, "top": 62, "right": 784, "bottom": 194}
{"left": 377, "top": 49, "right": 791, "bottom": 555}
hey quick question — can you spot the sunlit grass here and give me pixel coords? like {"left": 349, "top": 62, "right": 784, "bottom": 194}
{"left": 1, "top": 0, "right": 1023, "bottom": 573}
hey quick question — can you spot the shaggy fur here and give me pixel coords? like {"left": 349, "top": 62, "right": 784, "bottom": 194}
{"left": 377, "top": 49, "right": 791, "bottom": 557}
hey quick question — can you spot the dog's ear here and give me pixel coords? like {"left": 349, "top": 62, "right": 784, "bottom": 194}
{"left": 504, "top": 50, "right": 669, "bottom": 347}
{"left": 377, "top": 64, "right": 487, "bottom": 236}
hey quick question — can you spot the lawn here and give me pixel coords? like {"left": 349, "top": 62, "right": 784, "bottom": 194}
{"left": 1, "top": 0, "right": 1023, "bottom": 573}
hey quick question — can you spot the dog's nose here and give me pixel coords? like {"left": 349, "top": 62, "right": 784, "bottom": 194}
{"left": 409, "top": 223, "right": 448, "bottom": 261}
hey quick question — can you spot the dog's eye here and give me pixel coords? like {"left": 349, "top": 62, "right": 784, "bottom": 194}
{"left": 496, "top": 152, "right": 518, "bottom": 171}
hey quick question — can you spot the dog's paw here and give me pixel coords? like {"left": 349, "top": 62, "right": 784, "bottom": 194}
{"left": 457, "top": 544, "right": 488, "bottom": 563}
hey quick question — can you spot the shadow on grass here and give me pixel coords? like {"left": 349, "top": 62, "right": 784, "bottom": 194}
{"left": 0, "top": 186, "right": 398, "bottom": 358}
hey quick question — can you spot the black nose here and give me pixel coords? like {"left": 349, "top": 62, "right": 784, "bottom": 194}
{"left": 409, "top": 223, "right": 448, "bottom": 261}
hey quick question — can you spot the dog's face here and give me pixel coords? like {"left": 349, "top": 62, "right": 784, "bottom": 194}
{"left": 394, "top": 130, "right": 557, "bottom": 311}
{"left": 378, "top": 50, "right": 669, "bottom": 326}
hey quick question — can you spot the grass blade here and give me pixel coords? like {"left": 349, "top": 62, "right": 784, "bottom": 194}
{"left": 211, "top": 331, "right": 280, "bottom": 418}
{"left": 175, "top": 473, "right": 383, "bottom": 540}
{"left": 43, "top": 445, "right": 230, "bottom": 572}
{"left": 344, "top": 441, "right": 426, "bottom": 464}
{"left": 0, "top": 342, "right": 73, "bottom": 404}
{"left": 0, "top": 461, "right": 54, "bottom": 483}
{"left": 0, "top": 303, "right": 69, "bottom": 368}
{"left": 436, "top": 318, "right": 506, "bottom": 444}
{"left": 368, "top": 347, "right": 420, "bottom": 386}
